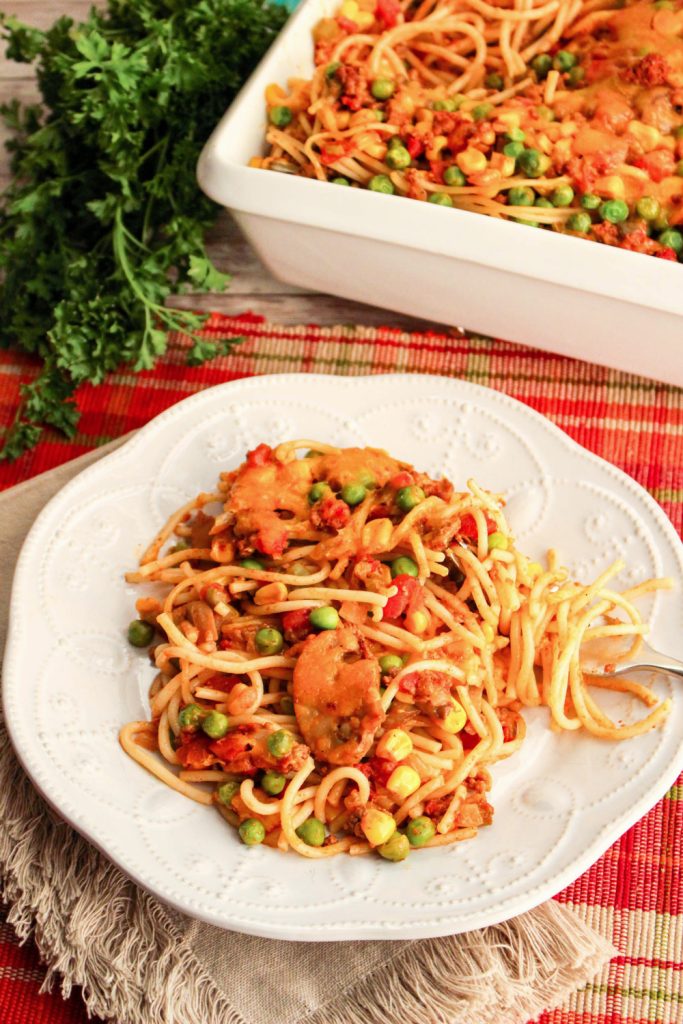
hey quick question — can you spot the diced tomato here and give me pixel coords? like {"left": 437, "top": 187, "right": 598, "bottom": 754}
{"left": 176, "top": 734, "right": 215, "bottom": 770}
{"left": 375, "top": 0, "right": 401, "bottom": 28}
{"left": 337, "top": 15, "right": 358, "bottom": 32}
{"left": 459, "top": 513, "right": 496, "bottom": 539}
{"left": 633, "top": 149, "right": 676, "bottom": 183}
{"left": 390, "top": 471, "right": 414, "bottom": 489}
{"left": 246, "top": 443, "right": 275, "bottom": 468}
{"left": 405, "top": 136, "right": 423, "bottom": 159}
{"left": 655, "top": 247, "right": 679, "bottom": 261}
{"left": 282, "top": 608, "right": 312, "bottom": 642}
{"left": 203, "top": 673, "right": 242, "bottom": 694}
{"left": 383, "top": 573, "right": 420, "bottom": 619}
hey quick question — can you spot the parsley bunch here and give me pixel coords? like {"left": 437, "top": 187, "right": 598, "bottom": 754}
{"left": 0, "top": 0, "right": 288, "bottom": 459}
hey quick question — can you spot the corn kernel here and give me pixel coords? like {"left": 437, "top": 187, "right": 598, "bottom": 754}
{"left": 597, "top": 174, "right": 626, "bottom": 200}
{"left": 482, "top": 622, "right": 495, "bottom": 644}
{"left": 357, "top": 10, "right": 375, "bottom": 29}
{"left": 487, "top": 531, "right": 508, "bottom": 551}
{"left": 254, "top": 582, "right": 287, "bottom": 606}
{"left": 265, "top": 84, "right": 287, "bottom": 106}
{"left": 553, "top": 139, "right": 572, "bottom": 163}
{"left": 456, "top": 147, "right": 488, "bottom": 176}
{"left": 528, "top": 561, "right": 543, "bottom": 576}
{"left": 442, "top": 699, "right": 467, "bottom": 734}
{"left": 361, "top": 517, "right": 393, "bottom": 552}
{"left": 627, "top": 120, "right": 661, "bottom": 153}
{"left": 537, "top": 133, "right": 552, "bottom": 155}
{"left": 340, "top": 0, "right": 359, "bottom": 17}
{"left": 496, "top": 110, "right": 521, "bottom": 130}
{"left": 386, "top": 765, "right": 421, "bottom": 800}
{"left": 376, "top": 728, "right": 413, "bottom": 761}
{"left": 470, "top": 168, "right": 502, "bottom": 187}
{"left": 361, "top": 808, "right": 397, "bottom": 847}
{"left": 405, "top": 609, "right": 429, "bottom": 634}
{"left": 426, "top": 134, "right": 448, "bottom": 161}
{"left": 559, "top": 120, "right": 577, "bottom": 137}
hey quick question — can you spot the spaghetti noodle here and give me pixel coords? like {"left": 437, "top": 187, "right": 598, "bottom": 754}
{"left": 120, "top": 441, "right": 673, "bottom": 860}
{"left": 253, "top": 0, "right": 683, "bottom": 262}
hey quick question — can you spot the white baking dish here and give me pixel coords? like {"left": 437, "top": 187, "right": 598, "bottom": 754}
{"left": 197, "top": 0, "right": 683, "bottom": 385}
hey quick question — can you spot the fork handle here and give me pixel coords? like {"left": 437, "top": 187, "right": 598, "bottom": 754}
{"left": 619, "top": 649, "right": 683, "bottom": 680}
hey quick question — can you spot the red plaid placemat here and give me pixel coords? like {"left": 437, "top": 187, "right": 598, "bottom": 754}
{"left": 0, "top": 313, "right": 681, "bottom": 1024}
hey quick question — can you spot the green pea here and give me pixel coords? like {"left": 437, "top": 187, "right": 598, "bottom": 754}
{"left": 269, "top": 106, "right": 292, "bottom": 128}
{"left": 635, "top": 196, "right": 660, "bottom": 221}
{"left": 331, "top": 176, "right": 350, "bottom": 185}
{"left": 433, "top": 96, "right": 463, "bottom": 112}
{"left": 178, "top": 703, "right": 203, "bottom": 730}
{"left": 241, "top": 557, "right": 264, "bottom": 571}
{"left": 508, "top": 186, "right": 535, "bottom": 207}
{"left": 170, "top": 538, "right": 190, "bottom": 553}
{"left": 289, "top": 561, "right": 312, "bottom": 577}
{"left": 567, "top": 211, "right": 592, "bottom": 233}
{"left": 391, "top": 556, "right": 419, "bottom": 578}
{"left": 444, "top": 164, "right": 466, "bottom": 186}
{"left": 659, "top": 228, "right": 683, "bottom": 253}
{"left": 201, "top": 711, "right": 230, "bottom": 739}
{"left": 485, "top": 72, "right": 505, "bottom": 90}
{"left": 531, "top": 53, "right": 552, "bottom": 79}
{"left": 553, "top": 49, "right": 577, "bottom": 72}
{"left": 325, "top": 61, "right": 341, "bottom": 79}
{"left": 308, "top": 481, "right": 331, "bottom": 503}
{"left": 568, "top": 66, "right": 585, "bottom": 87}
{"left": 487, "top": 531, "right": 508, "bottom": 550}
{"left": 261, "top": 770, "right": 286, "bottom": 796}
{"left": 405, "top": 816, "right": 436, "bottom": 847}
{"left": 280, "top": 695, "right": 294, "bottom": 715}
{"left": 128, "top": 619, "right": 154, "bottom": 648}
{"left": 428, "top": 192, "right": 453, "bottom": 207}
{"left": 653, "top": 213, "right": 669, "bottom": 232}
{"left": 379, "top": 653, "right": 404, "bottom": 674}
{"left": 551, "top": 184, "right": 574, "bottom": 207}
{"left": 371, "top": 77, "right": 395, "bottom": 100}
{"left": 267, "top": 730, "right": 294, "bottom": 757}
{"left": 255, "top": 626, "right": 284, "bottom": 655}
{"left": 310, "top": 606, "right": 340, "bottom": 631}
{"left": 503, "top": 141, "right": 525, "bottom": 159}
{"left": 537, "top": 105, "right": 555, "bottom": 122}
{"left": 513, "top": 218, "right": 540, "bottom": 227}
{"left": 387, "top": 135, "right": 405, "bottom": 149}
{"left": 296, "top": 817, "right": 326, "bottom": 847}
{"left": 580, "top": 193, "right": 601, "bottom": 210}
{"left": 396, "top": 485, "right": 426, "bottom": 512}
{"left": 239, "top": 818, "right": 266, "bottom": 846}
{"left": 676, "top": 160, "right": 683, "bottom": 178}
{"left": 378, "top": 832, "right": 410, "bottom": 861}
{"left": 305, "top": 449, "right": 323, "bottom": 457}
{"left": 534, "top": 197, "right": 553, "bottom": 208}
{"left": 217, "top": 781, "right": 240, "bottom": 806}
{"left": 504, "top": 127, "right": 526, "bottom": 143}
{"left": 472, "top": 103, "right": 493, "bottom": 122}
{"left": 517, "top": 148, "right": 549, "bottom": 178}
{"left": 654, "top": 0, "right": 673, "bottom": 8}
{"left": 341, "top": 482, "right": 367, "bottom": 506}
{"left": 386, "top": 146, "right": 411, "bottom": 170}
{"left": 373, "top": 110, "right": 386, "bottom": 121}
{"left": 675, "top": 126, "right": 683, "bottom": 140}
{"left": 600, "top": 199, "right": 629, "bottom": 224}
{"left": 368, "top": 174, "right": 395, "bottom": 195}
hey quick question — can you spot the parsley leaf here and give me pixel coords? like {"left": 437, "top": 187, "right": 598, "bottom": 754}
{"left": 0, "top": 0, "right": 288, "bottom": 459}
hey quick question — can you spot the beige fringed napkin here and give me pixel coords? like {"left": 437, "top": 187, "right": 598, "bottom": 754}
{"left": 0, "top": 439, "right": 616, "bottom": 1024}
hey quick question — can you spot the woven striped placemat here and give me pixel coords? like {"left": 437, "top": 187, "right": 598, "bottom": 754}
{"left": 0, "top": 314, "right": 681, "bottom": 1024}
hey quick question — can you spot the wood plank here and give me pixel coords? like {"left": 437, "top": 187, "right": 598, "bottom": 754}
{"left": 1, "top": 2, "right": 93, "bottom": 79}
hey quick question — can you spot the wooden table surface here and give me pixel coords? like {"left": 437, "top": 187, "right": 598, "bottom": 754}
{"left": 0, "top": 0, "right": 447, "bottom": 332}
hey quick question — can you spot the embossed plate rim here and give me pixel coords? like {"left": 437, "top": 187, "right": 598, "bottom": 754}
{"left": 4, "top": 373, "right": 683, "bottom": 940}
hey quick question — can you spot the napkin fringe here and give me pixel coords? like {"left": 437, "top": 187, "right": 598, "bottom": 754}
{"left": 303, "top": 901, "right": 615, "bottom": 1024}
{"left": 0, "top": 720, "right": 239, "bottom": 1024}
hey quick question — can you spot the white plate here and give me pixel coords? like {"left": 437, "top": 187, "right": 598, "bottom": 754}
{"left": 4, "top": 374, "right": 683, "bottom": 941}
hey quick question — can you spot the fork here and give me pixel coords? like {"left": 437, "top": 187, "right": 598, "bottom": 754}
{"left": 581, "top": 638, "right": 683, "bottom": 680}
